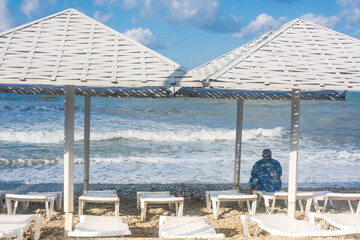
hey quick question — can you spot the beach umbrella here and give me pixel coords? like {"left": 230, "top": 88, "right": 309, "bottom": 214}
{"left": 0, "top": 8, "right": 201, "bottom": 233}
{"left": 182, "top": 18, "right": 360, "bottom": 218}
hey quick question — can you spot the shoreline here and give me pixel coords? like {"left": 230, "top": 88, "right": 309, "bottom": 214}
{"left": 1, "top": 182, "right": 360, "bottom": 200}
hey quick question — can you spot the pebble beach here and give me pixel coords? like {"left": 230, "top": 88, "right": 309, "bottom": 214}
{"left": 1, "top": 183, "right": 360, "bottom": 239}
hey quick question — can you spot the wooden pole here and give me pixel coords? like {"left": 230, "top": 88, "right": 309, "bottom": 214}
{"left": 84, "top": 96, "right": 91, "bottom": 191}
{"left": 288, "top": 89, "right": 301, "bottom": 218}
{"left": 64, "top": 85, "right": 75, "bottom": 233}
{"left": 233, "top": 99, "right": 244, "bottom": 190}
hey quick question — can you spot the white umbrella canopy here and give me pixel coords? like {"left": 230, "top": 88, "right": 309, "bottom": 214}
{"left": 0, "top": 8, "right": 200, "bottom": 89}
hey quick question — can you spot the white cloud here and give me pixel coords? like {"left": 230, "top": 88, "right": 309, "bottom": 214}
{"left": 300, "top": 13, "right": 339, "bottom": 28}
{"left": 233, "top": 13, "right": 281, "bottom": 38}
{"left": 94, "top": 0, "right": 116, "bottom": 6}
{"left": 137, "top": 0, "right": 241, "bottom": 32}
{"left": 93, "top": 11, "right": 113, "bottom": 23}
{"left": 337, "top": 0, "right": 360, "bottom": 27}
{"left": 122, "top": 0, "right": 139, "bottom": 9}
{"left": 0, "top": 0, "right": 14, "bottom": 32}
{"left": 124, "top": 27, "right": 165, "bottom": 49}
{"left": 20, "top": 0, "right": 40, "bottom": 18}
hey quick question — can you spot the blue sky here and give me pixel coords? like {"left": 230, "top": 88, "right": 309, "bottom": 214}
{"left": 0, "top": 0, "right": 359, "bottom": 69}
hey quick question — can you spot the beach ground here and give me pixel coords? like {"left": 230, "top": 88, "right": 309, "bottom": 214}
{"left": 1, "top": 184, "right": 359, "bottom": 239}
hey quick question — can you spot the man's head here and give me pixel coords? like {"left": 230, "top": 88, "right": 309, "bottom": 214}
{"left": 262, "top": 149, "right": 272, "bottom": 157}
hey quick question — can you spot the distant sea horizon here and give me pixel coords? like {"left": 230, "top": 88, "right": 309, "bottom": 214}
{"left": 0, "top": 91, "right": 359, "bottom": 187}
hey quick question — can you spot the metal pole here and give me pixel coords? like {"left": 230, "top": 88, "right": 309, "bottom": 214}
{"left": 84, "top": 96, "right": 91, "bottom": 191}
{"left": 64, "top": 85, "right": 75, "bottom": 233}
{"left": 234, "top": 99, "right": 244, "bottom": 190}
{"left": 288, "top": 89, "right": 301, "bottom": 218}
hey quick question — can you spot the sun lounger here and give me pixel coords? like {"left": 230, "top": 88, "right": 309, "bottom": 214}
{"left": 159, "top": 216, "right": 225, "bottom": 239}
{"left": 260, "top": 191, "right": 313, "bottom": 215}
{"left": 205, "top": 190, "right": 239, "bottom": 209}
{"left": 0, "top": 214, "right": 41, "bottom": 240}
{"left": 67, "top": 215, "right": 131, "bottom": 238}
{"left": 309, "top": 212, "right": 360, "bottom": 232}
{"left": 138, "top": 191, "right": 184, "bottom": 220}
{"left": 241, "top": 214, "right": 356, "bottom": 237}
{"left": 6, "top": 192, "right": 62, "bottom": 219}
{"left": 78, "top": 190, "right": 120, "bottom": 216}
{"left": 137, "top": 191, "right": 173, "bottom": 209}
{"left": 322, "top": 193, "right": 360, "bottom": 214}
{"left": 210, "top": 193, "right": 258, "bottom": 219}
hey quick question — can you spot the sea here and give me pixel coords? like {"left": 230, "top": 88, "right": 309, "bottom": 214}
{"left": 0, "top": 91, "right": 359, "bottom": 188}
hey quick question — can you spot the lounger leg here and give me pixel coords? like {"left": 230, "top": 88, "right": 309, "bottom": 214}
{"left": 305, "top": 198, "right": 312, "bottom": 216}
{"left": 49, "top": 199, "right": 55, "bottom": 219}
{"left": 6, "top": 198, "right": 12, "bottom": 215}
{"left": 241, "top": 215, "right": 250, "bottom": 237}
{"left": 16, "top": 229, "right": 24, "bottom": 240}
{"left": 57, "top": 192, "right": 62, "bottom": 210}
{"left": 246, "top": 201, "right": 251, "bottom": 214}
{"left": 178, "top": 202, "right": 184, "bottom": 216}
{"left": 263, "top": 197, "right": 271, "bottom": 213}
{"left": 115, "top": 201, "right": 119, "bottom": 216}
{"left": 212, "top": 199, "right": 218, "bottom": 219}
{"left": 314, "top": 198, "right": 320, "bottom": 213}
{"left": 34, "top": 214, "right": 41, "bottom": 240}
{"left": 356, "top": 200, "right": 360, "bottom": 216}
{"left": 324, "top": 222, "right": 330, "bottom": 230}
{"left": 78, "top": 200, "right": 84, "bottom": 216}
{"left": 45, "top": 201, "right": 50, "bottom": 219}
{"left": 175, "top": 203, "right": 179, "bottom": 216}
{"left": 22, "top": 201, "right": 29, "bottom": 211}
{"left": 216, "top": 199, "right": 221, "bottom": 219}
{"left": 322, "top": 198, "right": 328, "bottom": 213}
{"left": 254, "top": 226, "right": 261, "bottom": 237}
{"left": 270, "top": 197, "right": 277, "bottom": 214}
{"left": 348, "top": 200, "right": 355, "bottom": 214}
{"left": 141, "top": 201, "right": 147, "bottom": 220}
{"left": 298, "top": 199, "right": 304, "bottom": 213}
{"left": 251, "top": 200, "right": 257, "bottom": 215}
{"left": 206, "top": 193, "right": 211, "bottom": 210}
{"left": 13, "top": 200, "right": 19, "bottom": 215}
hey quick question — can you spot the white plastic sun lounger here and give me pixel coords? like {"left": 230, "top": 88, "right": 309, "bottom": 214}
{"left": 138, "top": 191, "right": 184, "bottom": 220}
{"left": 159, "top": 216, "right": 225, "bottom": 239}
{"left": 241, "top": 214, "right": 356, "bottom": 237}
{"left": 322, "top": 193, "right": 360, "bottom": 215}
{"left": 261, "top": 191, "right": 313, "bottom": 215}
{"left": 0, "top": 214, "right": 41, "bottom": 240}
{"left": 309, "top": 212, "right": 360, "bottom": 233}
{"left": 205, "top": 190, "right": 239, "bottom": 209}
{"left": 67, "top": 215, "right": 131, "bottom": 238}
{"left": 6, "top": 192, "right": 62, "bottom": 219}
{"left": 210, "top": 193, "right": 258, "bottom": 219}
{"left": 78, "top": 190, "right": 120, "bottom": 216}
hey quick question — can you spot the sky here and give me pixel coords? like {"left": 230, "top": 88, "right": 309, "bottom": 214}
{"left": 0, "top": 0, "right": 359, "bottom": 69}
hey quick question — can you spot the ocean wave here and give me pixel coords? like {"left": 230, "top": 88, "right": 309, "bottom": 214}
{"left": 0, "top": 105, "right": 63, "bottom": 112}
{"left": 0, "top": 127, "right": 285, "bottom": 144}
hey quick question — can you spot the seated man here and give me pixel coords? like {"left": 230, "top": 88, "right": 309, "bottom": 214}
{"left": 248, "top": 149, "right": 282, "bottom": 194}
